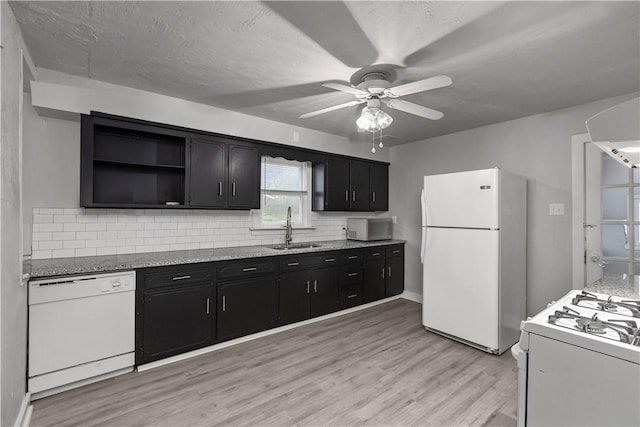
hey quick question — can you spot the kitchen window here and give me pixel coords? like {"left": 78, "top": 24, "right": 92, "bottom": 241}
{"left": 259, "top": 156, "right": 311, "bottom": 227}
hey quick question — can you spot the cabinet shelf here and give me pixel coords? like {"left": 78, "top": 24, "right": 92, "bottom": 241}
{"left": 93, "top": 158, "right": 185, "bottom": 170}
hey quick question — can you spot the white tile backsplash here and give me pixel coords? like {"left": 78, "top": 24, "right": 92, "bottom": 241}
{"left": 30, "top": 208, "right": 378, "bottom": 259}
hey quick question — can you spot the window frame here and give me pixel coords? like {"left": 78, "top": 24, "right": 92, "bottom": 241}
{"left": 257, "top": 156, "right": 312, "bottom": 228}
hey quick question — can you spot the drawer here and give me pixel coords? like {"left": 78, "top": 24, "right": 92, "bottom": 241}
{"left": 340, "top": 284, "right": 362, "bottom": 308}
{"left": 144, "top": 264, "right": 213, "bottom": 290}
{"left": 217, "top": 259, "right": 277, "bottom": 280}
{"left": 386, "top": 245, "right": 404, "bottom": 258}
{"left": 280, "top": 253, "right": 338, "bottom": 271}
{"left": 364, "top": 248, "right": 385, "bottom": 260}
{"left": 340, "top": 251, "right": 363, "bottom": 264}
{"left": 340, "top": 265, "right": 363, "bottom": 284}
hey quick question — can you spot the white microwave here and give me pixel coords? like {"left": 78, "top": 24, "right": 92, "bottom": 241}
{"left": 346, "top": 218, "right": 393, "bottom": 241}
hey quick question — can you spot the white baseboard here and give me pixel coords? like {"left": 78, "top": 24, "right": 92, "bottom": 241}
{"left": 402, "top": 291, "right": 422, "bottom": 303}
{"left": 13, "top": 393, "right": 33, "bottom": 427}
{"left": 138, "top": 294, "right": 405, "bottom": 372}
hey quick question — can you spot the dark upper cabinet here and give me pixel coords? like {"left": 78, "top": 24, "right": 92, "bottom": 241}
{"left": 81, "top": 115, "right": 188, "bottom": 208}
{"left": 227, "top": 144, "right": 260, "bottom": 209}
{"left": 313, "top": 157, "right": 388, "bottom": 212}
{"left": 349, "top": 161, "right": 370, "bottom": 211}
{"left": 369, "top": 163, "right": 389, "bottom": 211}
{"left": 189, "top": 138, "right": 226, "bottom": 208}
{"left": 217, "top": 275, "right": 279, "bottom": 341}
{"left": 142, "top": 285, "right": 214, "bottom": 362}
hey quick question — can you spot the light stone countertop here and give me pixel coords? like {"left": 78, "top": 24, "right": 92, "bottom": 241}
{"left": 24, "top": 239, "right": 406, "bottom": 279}
{"left": 585, "top": 274, "right": 640, "bottom": 300}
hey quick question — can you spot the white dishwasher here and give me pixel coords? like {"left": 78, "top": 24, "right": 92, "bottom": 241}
{"left": 28, "top": 271, "right": 136, "bottom": 399}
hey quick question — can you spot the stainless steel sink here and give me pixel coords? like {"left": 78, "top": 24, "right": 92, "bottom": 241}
{"left": 267, "top": 243, "right": 322, "bottom": 250}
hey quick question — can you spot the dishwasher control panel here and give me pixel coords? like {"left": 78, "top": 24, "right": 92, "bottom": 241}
{"left": 29, "top": 271, "right": 136, "bottom": 305}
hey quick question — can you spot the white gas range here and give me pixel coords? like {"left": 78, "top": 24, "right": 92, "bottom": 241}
{"left": 512, "top": 289, "right": 640, "bottom": 427}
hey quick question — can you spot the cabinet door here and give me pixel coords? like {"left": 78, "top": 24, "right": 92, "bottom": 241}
{"left": 227, "top": 144, "right": 260, "bottom": 209}
{"left": 325, "top": 158, "right": 350, "bottom": 210}
{"left": 279, "top": 270, "right": 311, "bottom": 325}
{"left": 217, "top": 275, "right": 278, "bottom": 341}
{"left": 189, "top": 138, "right": 226, "bottom": 207}
{"left": 349, "top": 160, "right": 370, "bottom": 211}
{"left": 310, "top": 267, "right": 339, "bottom": 317}
{"left": 363, "top": 258, "right": 386, "bottom": 303}
{"left": 385, "top": 256, "right": 405, "bottom": 297}
{"left": 143, "top": 285, "right": 213, "bottom": 362}
{"left": 369, "top": 163, "right": 389, "bottom": 211}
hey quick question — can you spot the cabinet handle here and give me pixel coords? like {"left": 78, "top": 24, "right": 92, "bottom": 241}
{"left": 306, "top": 280, "right": 310, "bottom": 294}
{"left": 172, "top": 275, "right": 191, "bottom": 281}
{"left": 388, "top": 266, "right": 392, "bottom": 277}
{"left": 347, "top": 294, "right": 358, "bottom": 299}
{"left": 345, "top": 190, "right": 349, "bottom": 201}
{"left": 232, "top": 182, "right": 236, "bottom": 196}
{"left": 287, "top": 262, "right": 300, "bottom": 266}
{"left": 393, "top": 250, "right": 400, "bottom": 254}
{"left": 218, "top": 182, "right": 223, "bottom": 196}
{"left": 352, "top": 190, "right": 356, "bottom": 201}
{"left": 372, "top": 191, "right": 376, "bottom": 202}
{"left": 242, "top": 267, "right": 257, "bottom": 272}
{"left": 347, "top": 272, "right": 358, "bottom": 277}
{"left": 381, "top": 268, "right": 385, "bottom": 279}
{"left": 222, "top": 295, "right": 226, "bottom": 312}
{"left": 348, "top": 255, "right": 358, "bottom": 260}
{"left": 324, "top": 258, "right": 335, "bottom": 262}
{"left": 313, "top": 279, "right": 317, "bottom": 293}
{"left": 371, "top": 252, "right": 381, "bottom": 257}
{"left": 206, "top": 297, "right": 210, "bottom": 314}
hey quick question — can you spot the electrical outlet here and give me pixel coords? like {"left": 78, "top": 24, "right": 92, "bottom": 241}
{"left": 549, "top": 203, "right": 565, "bottom": 216}
{"left": 392, "top": 216, "right": 397, "bottom": 224}
{"left": 292, "top": 131, "right": 300, "bottom": 142}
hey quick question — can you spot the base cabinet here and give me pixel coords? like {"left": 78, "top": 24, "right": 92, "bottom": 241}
{"left": 385, "top": 246, "right": 405, "bottom": 297}
{"left": 279, "top": 266, "right": 339, "bottom": 325}
{"left": 142, "top": 285, "right": 214, "bottom": 362}
{"left": 217, "top": 275, "right": 279, "bottom": 341}
{"left": 363, "top": 257, "right": 386, "bottom": 303}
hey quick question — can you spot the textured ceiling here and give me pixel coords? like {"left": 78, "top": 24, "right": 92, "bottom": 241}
{"left": 10, "top": 1, "right": 640, "bottom": 146}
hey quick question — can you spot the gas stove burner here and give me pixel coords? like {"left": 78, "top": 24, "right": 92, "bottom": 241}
{"left": 572, "top": 291, "right": 640, "bottom": 318}
{"left": 549, "top": 306, "right": 640, "bottom": 346}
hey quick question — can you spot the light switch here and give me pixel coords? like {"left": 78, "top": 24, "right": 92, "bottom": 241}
{"left": 549, "top": 203, "right": 565, "bottom": 216}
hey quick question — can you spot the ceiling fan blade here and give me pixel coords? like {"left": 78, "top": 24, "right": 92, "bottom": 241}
{"left": 322, "top": 82, "right": 369, "bottom": 97}
{"left": 300, "top": 100, "right": 365, "bottom": 119}
{"left": 384, "top": 99, "right": 444, "bottom": 120}
{"left": 385, "top": 75, "right": 452, "bottom": 97}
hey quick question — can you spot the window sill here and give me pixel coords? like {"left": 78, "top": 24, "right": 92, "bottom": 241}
{"left": 249, "top": 226, "right": 316, "bottom": 231}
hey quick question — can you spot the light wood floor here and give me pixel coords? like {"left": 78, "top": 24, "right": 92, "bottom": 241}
{"left": 31, "top": 299, "right": 518, "bottom": 427}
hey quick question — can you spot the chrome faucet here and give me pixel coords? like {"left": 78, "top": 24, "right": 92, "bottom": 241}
{"left": 285, "top": 206, "right": 293, "bottom": 246}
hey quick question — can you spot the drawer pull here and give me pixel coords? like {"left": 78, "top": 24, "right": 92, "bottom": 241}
{"left": 347, "top": 294, "right": 358, "bottom": 299}
{"left": 287, "top": 262, "right": 300, "bottom": 266}
{"left": 324, "top": 258, "right": 335, "bottom": 262}
{"left": 348, "top": 255, "right": 358, "bottom": 260}
{"left": 371, "top": 252, "right": 381, "bottom": 256}
{"left": 242, "top": 267, "right": 257, "bottom": 272}
{"left": 347, "top": 272, "right": 358, "bottom": 277}
{"left": 172, "top": 275, "right": 191, "bottom": 281}
{"left": 393, "top": 250, "right": 401, "bottom": 254}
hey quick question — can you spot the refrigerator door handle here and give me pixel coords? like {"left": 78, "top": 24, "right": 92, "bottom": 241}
{"left": 420, "top": 227, "right": 427, "bottom": 264}
{"left": 420, "top": 188, "right": 428, "bottom": 227}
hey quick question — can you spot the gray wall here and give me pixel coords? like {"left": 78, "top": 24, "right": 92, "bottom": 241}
{"left": 389, "top": 92, "right": 637, "bottom": 316}
{"left": 1, "top": 2, "right": 28, "bottom": 424}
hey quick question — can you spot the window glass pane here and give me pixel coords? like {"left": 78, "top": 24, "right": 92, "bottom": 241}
{"left": 602, "top": 153, "right": 629, "bottom": 185}
{"left": 603, "top": 261, "right": 630, "bottom": 275}
{"left": 602, "top": 187, "right": 628, "bottom": 220}
{"left": 634, "top": 168, "right": 640, "bottom": 184}
{"left": 261, "top": 158, "right": 302, "bottom": 191}
{"left": 635, "top": 186, "right": 640, "bottom": 222}
{"left": 602, "top": 224, "right": 629, "bottom": 258}
{"left": 262, "top": 194, "right": 301, "bottom": 224}
{"left": 635, "top": 225, "right": 640, "bottom": 261}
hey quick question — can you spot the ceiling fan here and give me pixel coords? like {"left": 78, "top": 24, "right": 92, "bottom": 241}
{"left": 300, "top": 72, "right": 453, "bottom": 132}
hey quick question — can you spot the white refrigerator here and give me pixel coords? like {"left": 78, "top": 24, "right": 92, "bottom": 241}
{"left": 420, "top": 168, "right": 527, "bottom": 354}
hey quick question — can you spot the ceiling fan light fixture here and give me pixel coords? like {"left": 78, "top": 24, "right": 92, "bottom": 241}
{"left": 356, "top": 106, "right": 393, "bottom": 132}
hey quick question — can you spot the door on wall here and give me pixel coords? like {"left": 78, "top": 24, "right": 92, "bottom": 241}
{"left": 585, "top": 141, "right": 639, "bottom": 286}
